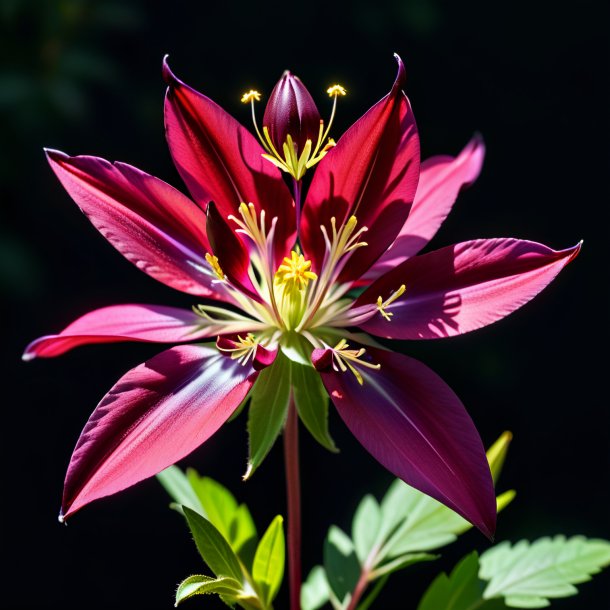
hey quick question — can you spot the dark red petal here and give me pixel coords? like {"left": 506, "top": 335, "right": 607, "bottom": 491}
{"left": 356, "top": 238, "right": 581, "bottom": 340}
{"left": 206, "top": 202, "right": 263, "bottom": 302}
{"left": 45, "top": 150, "right": 228, "bottom": 300}
{"left": 61, "top": 345, "right": 260, "bottom": 520}
{"left": 23, "top": 304, "right": 216, "bottom": 360}
{"left": 162, "top": 58, "right": 295, "bottom": 262}
{"left": 364, "top": 134, "right": 485, "bottom": 282}
{"left": 300, "top": 54, "right": 420, "bottom": 282}
{"left": 216, "top": 335, "right": 278, "bottom": 371}
{"left": 317, "top": 346, "right": 496, "bottom": 538}
{"left": 263, "top": 70, "right": 321, "bottom": 153}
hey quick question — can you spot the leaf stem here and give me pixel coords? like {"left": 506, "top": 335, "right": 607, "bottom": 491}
{"left": 283, "top": 396, "right": 302, "bottom": 610}
{"left": 346, "top": 565, "right": 371, "bottom": 610}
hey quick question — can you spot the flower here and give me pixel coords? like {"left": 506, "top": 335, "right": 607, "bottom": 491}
{"left": 25, "top": 54, "right": 580, "bottom": 537}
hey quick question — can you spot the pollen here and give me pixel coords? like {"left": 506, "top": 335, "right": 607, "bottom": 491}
{"left": 241, "top": 89, "right": 262, "bottom": 104}
{"left": 217, "top": 333, "right": 260, "bottom": 366}
{"left": 331, "top": 339, "right": 380, "bottom": 386}
{"left": 205, "top": 253, "right": 225, "bottom": 280}
{"left": 327, "top": 84, "right": 347, "bottom": 97}
{"left": 377, "top": 284, "right": 406, "bottom": 321}
{"left": 275, "top": 251, "right": 318, "bottom": 291}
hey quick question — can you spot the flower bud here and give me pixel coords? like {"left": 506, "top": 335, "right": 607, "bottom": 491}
{"left": 263, "top": 71, "right": 321, "bottom": 154}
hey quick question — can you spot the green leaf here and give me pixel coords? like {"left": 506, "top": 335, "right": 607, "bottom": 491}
{"left": 369, "top": 552, "right": 437, "bottom": 579}
{"left": 175, "top": 574, "right": 243, "bottom": 606}
{"left": 156, "top": 465, "right": 204, "bottom": 515}
{"left": 280, "top": 330, "right": 314, "bottom": 366}
{"left": 252, "top": 515, "right": 285, "bottom": 606}
{"left": 417, "top": 552, "right": 505, "bottom": 610}
{"left": 187, "top": 471, "right": 238, "bottom": 540}
{"left": 183, "top": 507, "right": 244, "bottom": 583}
{"left": 230, "top": 504, "right": 259, "bottom": 567}
{"left": 487, "top": 431, "right": 512, "bottom": 484}
{"left": 246, "top": 353, "right": 291, "bottom": 479}
{"left": 301, "top": 566, "right": 331, "bottom": 610}
{"left": 352, "top": 495, "right": 381, "bottom": 564}
{"left": 480, "top": 536, "right": 610, "bottom": 607}
{"left": 324, "top": 526, "right": 361, "bottom": 605}
{"left": 292, "top": 362, "right": 338, "bottom": 453}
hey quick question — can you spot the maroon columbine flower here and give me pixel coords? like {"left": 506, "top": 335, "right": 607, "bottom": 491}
{"left": 25, "top": 54, "right": 579, "bottom": 538}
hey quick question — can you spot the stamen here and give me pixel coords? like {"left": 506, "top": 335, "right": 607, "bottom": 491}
{"left": 377, "top": 284, "right": 406, "bottom": 321}
{"left": 327, "top": 84, "right": 347, "bottom": 97}
{"left": 275, "top": 250, "right": 318, "bottom": 292}
{"left": 241, "top": 90, "right": 262, "bottom": 103}
{"left": 205, "top": 253, "right": 225, "bottom": 280}
{"left": 331, "top": 339, "right": 380, "bottom": 386}
{"left": 217, "top": 333, "right": 260, "bottom": 366}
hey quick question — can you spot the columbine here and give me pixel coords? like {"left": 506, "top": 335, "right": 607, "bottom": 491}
{"left": 24, "top": 54, "right": 579, "bottom": 538}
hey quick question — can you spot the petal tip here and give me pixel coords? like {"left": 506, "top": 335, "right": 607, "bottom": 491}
{"left": 392, "top": 53, "right": 406, "bottom": 90}
{"left": 21, "top": 351, "right": 35, "bottom": 362}
{"left": 311, "top": 348, "right": 333, "bottom": 371}
{"left": 44, "top": 148, "right": 68, "bottom": 163}
{"left": 162, "top": 55, "right": 177, "bottom": 87}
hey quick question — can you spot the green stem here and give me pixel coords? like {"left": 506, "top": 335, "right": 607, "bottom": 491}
{"left": 283, "top": 397, "right": 301, "bottom": 610}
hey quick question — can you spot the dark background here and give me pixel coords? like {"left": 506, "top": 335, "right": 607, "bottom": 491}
{"left": 2, "top": 0, "right": 608, "bottom": 608}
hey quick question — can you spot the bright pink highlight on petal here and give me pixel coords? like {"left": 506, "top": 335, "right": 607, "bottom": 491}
{"left": 357, "top": 239, "right": 581, "bottom": 340}
{"left": 365, "top": 134, "right": 485, "bottom": 281}
{"left": 61, "top": 345, "right": 261, "bottom": 520}
{"left": 44, "top": 150, "right": 229, "bottom": 301}
{"left": 162, "top": 58, "right": 296, "bottom": 262}
{"left": 315, "top": 346, "right": 496, "bottom": 538}
{"left": 22, "top": 304, "right": 214, "bottom": 360}
{"left": 300, "top": 54, "right": 420, "bottom": 282}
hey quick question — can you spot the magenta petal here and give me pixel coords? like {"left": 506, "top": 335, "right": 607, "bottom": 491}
{"left": 206, "top": 202, "right": 263, "bottom": 302}
{"left": 61, "top": 345, "right": 260, "bottom": 519}
{"left": 364, "top": 134, "right": 485, "bottom": 281}
{"left": 23, "top": 304, "right": 219, "bottom": 360}
{"left": 162, "top": 58, "right": 296, "bottom": 262}
{"left": 300, "top": 54, "right": 420, "bottom": 282}
{"left": 315, "top": 346, "right": 496, "bottom": 537}
{"left": 45, "top": 150, "right": 230, "bottom": 301}
{"left": 357, "top": 239, "right": 581, "bottom": 340}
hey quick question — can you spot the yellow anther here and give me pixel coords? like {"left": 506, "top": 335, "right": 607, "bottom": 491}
{"left": 241, "top": 90, "right": 262, "bottom": 104}
{"left": 275, "top": 250, "right": 318, "bottom": 292}
{"left": 205, "top": 253, "right": 225, "bottom": 280}
{"left": 327, "top": 84, "right": 347, "bottom": 97}
{"left": 377, "top": 284, "right": 406, "bottom": 321}
{"left": 217, "top": 333, "right": 260, "bottom": 365}
{"left": 332, "top": 339, "right": 380, "bottom": 386}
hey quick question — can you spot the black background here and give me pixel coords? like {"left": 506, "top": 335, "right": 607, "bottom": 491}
{"left": 2, "top": 0, "right": 608, "bottom": 608}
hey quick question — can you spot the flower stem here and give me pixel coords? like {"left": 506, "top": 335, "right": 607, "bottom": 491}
{"left": 293, "top": 178, "right": 302, "bottom": 237}
{"left": 284, "top": 396, "right": 301, "bottom": 610}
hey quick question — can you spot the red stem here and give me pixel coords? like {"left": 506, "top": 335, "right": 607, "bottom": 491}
{"left": 284, "top": 397, "right": 302, "bottom": 610}
{"left": 346, "top": 565, "right": 370, "bottom": 610}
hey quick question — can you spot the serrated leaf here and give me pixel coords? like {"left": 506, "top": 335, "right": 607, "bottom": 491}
{"left": 352, "top": 495, "right": 381, "bottom": 564}
{"left": 187, "top": 471, "right": 238, "bottom": 540}
{"left": 252, "top": 515, "right": 285, "bottom": 606}
{"left": 292, "top": 362, "right": 337, "bottom": 452}
{"left": 370, "top": 552, "right": 437, "bottom": 579}
{"left": 301, "top": 566, "right": 331, "bottom": 610}
{"left": 175, "top": 574, "right": 243, "bottom": 605}
{"left": 246, "top": 353, "right": 291, "bottom": 479}
{"left": 156, "top": 465, "right": 204, "bottom": 515}
{"left": 480, "top": 536, "right": 610, "bottom": 607}
{"left": 183, "top": 507, "right": 244, "bottom": 583}
{"left": 324, "top": 526, "right": 361, "bottom": 605}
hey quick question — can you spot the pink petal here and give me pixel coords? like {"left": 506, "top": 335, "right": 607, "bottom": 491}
{"left": 313, "top": 346, "right": 496, "bottom": 537}
{"left": 45, "top": 150, "right": 229, "bottom": 301}
{"left": 364, "top": 134, "right": 485, "bottom": 281}
{"left": 163, "top": 58, "right": 295, "bottom": 264}
{"left": 61, "top": 345, "right": 265, "bottom": 519}
{"left": 22, "top": 304, "right": 219, "bottom": 360}
{"left": 206, "top": 202, "right": 263, "bottom": 303}
{"left": 356, "top": 238, "right": 581, "bottom": 340}
{"left": 300, "top": 54, "right": 420, "bottom": 282}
